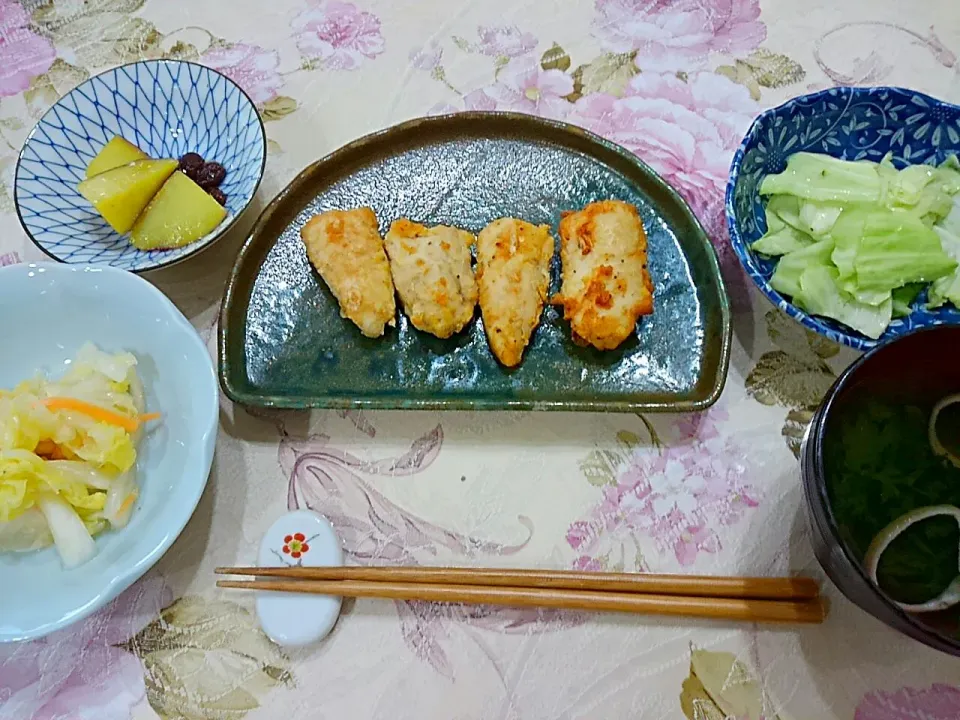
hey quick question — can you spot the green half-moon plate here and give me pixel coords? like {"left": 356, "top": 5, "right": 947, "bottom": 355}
{"left": 219, "top": 112, "right": 731, "bottom": 412}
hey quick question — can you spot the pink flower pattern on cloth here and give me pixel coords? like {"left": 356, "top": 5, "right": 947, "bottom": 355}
{"left": 567, "top": 408, "right": 760, "bottom": 568}
{"left": 409, "top": 44, "right": 442, "bottom": 71}
{"left": 292, "top": 0, "right": 385, "bottom": 70}
{"left": 475, "top": 26, "right": 538, "bottom": 57}
{"left": 416, "top": 5, "right": 763, "bottom": 264}
{"left": 200, "top": 43, "right": 285, "bottom": 105}
{"left": 592, "top": 0, "right": 766, "bottom": 70}
{"left": 0, "top": 578, "right": 170, "bottom": 719}
{"left": 569, "top": 70, "right": 758, "bottom": 250}
{"left": 855, "top": 684, "right": 960, "bottom": 720}
{"left": 465, "top": 57, "right": 575, "bottom": 120}
{"left": 0, "top": 0, "right": 54, "bottom": 98}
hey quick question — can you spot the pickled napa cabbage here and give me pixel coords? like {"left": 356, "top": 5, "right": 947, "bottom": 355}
{"left": 0, "top": 343, "right": 159, "bottom": 568}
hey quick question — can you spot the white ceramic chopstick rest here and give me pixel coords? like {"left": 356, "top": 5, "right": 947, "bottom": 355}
{"left": 256, "top": 509, "right": 343, "bottom": 646}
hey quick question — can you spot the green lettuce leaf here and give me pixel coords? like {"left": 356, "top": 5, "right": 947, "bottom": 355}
{"left": 851, "top": 286, "right": 896, "bottom": 306}
{"left": 799, "top": 201, "right": 844, "bottom": 236}
{"left": 769, "top": 238, "right": 834, "bottom": 298}
{"left": 892, "top": 282, "right": 925, "bottom": 317}
{"left": 853, "top": 208, "right": 957, "bottom": 291}
{"left": 760, "top": 152, "right": 883, "bottom": 204}
{"left": 830, "top": 208, "right": 867, "bottom": 284}
{"left": 829, "top": 209, "right": 897, "bottom": 304}
{"left": 887, "top": 163, "right": 937, "bottom": 207}
{"left": 880, "top": 154, "right": 960, "bottom": 222}
{"left": 764, "top": 195, "right": 801, "bottom": 230}
{"left": 912, "top": 163, "right": 960, "bottom": 223}
{"left": 757, "top": 152, "right": 960, "bottom": 337}
{"left": 928, "top": 197, "right": 960, "bottom": 308}
{"left": 938, "top": 193, "right": 960, "bottom": 237}
{"left": 794, "top": 265, "right": 892, "bottom": 339}
{"left": 751, "top": 225, "right": 814, "bottom": 256}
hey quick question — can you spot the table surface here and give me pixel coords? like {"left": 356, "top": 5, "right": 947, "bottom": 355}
{"left": 1, "top": 1, "right": 960, "bottom": 718}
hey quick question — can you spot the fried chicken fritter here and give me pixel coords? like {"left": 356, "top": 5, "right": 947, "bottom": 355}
{"left": 476, "top": 218, "right": 555, "bottom": 367}
{"left": 552, "top": 200, "right": 653, "bottom": 350}
{"left": 383, "top": 219, "right": 478, "bottom": 338}
{"left": 300, "top": 207, "right": 396, "bottom": 338}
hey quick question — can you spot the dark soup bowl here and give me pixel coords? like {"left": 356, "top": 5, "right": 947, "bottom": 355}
{"left": 803, "top": 325, "right": 960, "bottom": 656}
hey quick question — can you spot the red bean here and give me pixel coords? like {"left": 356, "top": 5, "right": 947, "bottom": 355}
{"left": 178, "top": 152, "right": 205, "bottom": 181}
{"left": 197, "top": 162, "right": 226, "bottom": 189}
{"left": 208, "top": 187, "right": 227, "bottom": 206}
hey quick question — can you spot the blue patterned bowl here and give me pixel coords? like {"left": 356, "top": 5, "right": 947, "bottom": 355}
{"left": 15, "top": 60, "right": 266, "bottom": 273}
{"left": 726, "top": 87, "right": 960, "bottom": 351}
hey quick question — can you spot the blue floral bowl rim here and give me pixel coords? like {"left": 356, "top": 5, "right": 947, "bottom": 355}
{"left": 14, "top": 59, "right": 268, "bottom": 275}
{"left": 725, "top": 85, "right": 960, "bottom": 352}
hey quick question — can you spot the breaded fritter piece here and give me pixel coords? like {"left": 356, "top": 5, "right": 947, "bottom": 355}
{"left": 384, "top": 219, "right": 478, "bottom": 338}
{"left": 552, "top": 200, "right": 653, "bottom": 350}
{"left": 300, "top": 207, "right": 396, "bottom": 338}
{"left": 476, "top": 218, "right": 555, "bottom": 367}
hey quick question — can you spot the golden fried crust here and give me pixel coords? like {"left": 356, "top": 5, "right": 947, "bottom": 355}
{"left": 552, "top": 200, "right": 653, "bottom": 350}
{"left": 300, "top": 207, "right": 396, "bottom": 338}
{"left": 477, "top": 218, "right": 555, "bottom": 367}
{"left": 384, "top": 219, "right": 478, "bottom": 338}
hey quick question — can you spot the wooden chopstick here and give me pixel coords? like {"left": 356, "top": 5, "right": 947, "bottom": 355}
{"left": 216, "top": 578, "right": 825, "bottom": 624}
{"left": 215, "top": 566, "right": 819, "bottom": 601}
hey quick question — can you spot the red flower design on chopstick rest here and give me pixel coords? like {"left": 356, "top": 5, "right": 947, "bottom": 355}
{"left": 282, "top": 532, "right": 311, "bottom": 559}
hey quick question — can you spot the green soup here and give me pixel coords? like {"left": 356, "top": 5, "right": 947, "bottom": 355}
{"left": 825, "top": 399, "right": 960, "bottom": 606}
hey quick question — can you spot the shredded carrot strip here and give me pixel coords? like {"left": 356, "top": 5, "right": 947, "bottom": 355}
{"left": 42, "top": 398, "right": 161, "bottom": 433}
{"left": 117, "top": 492, "right": 137, "bottom": 517}
{"left": 43, "top": 397, "right": 138, "bottom": 431}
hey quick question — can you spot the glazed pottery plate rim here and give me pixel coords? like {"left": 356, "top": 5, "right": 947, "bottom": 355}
{"left": 219, "top": 111, "right": 732, "bottom": 412}
{"left": 0, "top": 262, "right": 219, "bottom": 642}
{"left": 808, "top": 325, "right": 960, "bottom": 655}
{"left": 726, "top": 85, "right": 960, "bottom": 352}
{"left": 14, "top": 58, "right": 268, "bottom": 275}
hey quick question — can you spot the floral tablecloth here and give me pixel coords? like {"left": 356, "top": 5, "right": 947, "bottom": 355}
{"left": 2, "top": 1, "right": 960, "bottom": 718}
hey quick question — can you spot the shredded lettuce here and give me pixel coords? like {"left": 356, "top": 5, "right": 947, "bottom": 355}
{"left": 0, "top": 345, "right": 153, "bottom": 568}
{"left": 755, "top": 153, "right": 960, "bottom": 337}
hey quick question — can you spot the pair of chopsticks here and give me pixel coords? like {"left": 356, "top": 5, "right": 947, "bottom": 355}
{"left": 216, "top": 566, "right": 825, "bottom": 624}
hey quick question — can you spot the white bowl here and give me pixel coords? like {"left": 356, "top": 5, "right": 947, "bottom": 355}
{"left": 0, "top": 263, "right": 217, "bottom": 642}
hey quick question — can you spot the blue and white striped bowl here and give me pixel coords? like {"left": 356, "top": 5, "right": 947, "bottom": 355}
{"left": 726, "top": 86, "right": 960, "bottom": 351}
{"left": 15, "top": 60, "right": 266, "bottom": 273}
